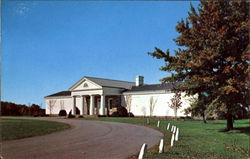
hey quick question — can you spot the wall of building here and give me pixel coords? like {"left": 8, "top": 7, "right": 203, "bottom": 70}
{"left": 122, "top": 92, "right": 193, "bottom": 117}
{"left": 45, "top": 92, "right": 194, "bottom": 117}
{"left": 45, "top": 95, "right": 123, "bottom": 115}
{"left": 45, "top": 96, "right": 73, "bottom": 115}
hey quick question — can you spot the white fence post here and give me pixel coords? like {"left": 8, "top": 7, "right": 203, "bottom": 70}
{"left": 171, "top": 125, "right": 173, "bottom": 132}
{"left": 167, "top": 123, "right": 170, "bottom": 130}
{"left": 175, "top": 128, "right": 179, "bottom": 141}
{"left": 157, "top": 120, "right": 160, "bottom": 128}
{"left": 138, "top": 143, "right": 147, "bottom": 159}
{"left": 147, "top": 118, "right": 149, "bottom": 124}
{"left": 159, "top": 139, "right": 164, "bottom": 153}
{"left": 173, "top": 126, "right": 176, "bottom": 134}
{"left": 171, "top": 133, "right": 175, "bottom": 147}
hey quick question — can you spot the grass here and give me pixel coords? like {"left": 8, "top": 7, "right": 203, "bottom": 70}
{"left": 83, "top": 117, "right": 250, "bottom": 159}
{"left": 1, "top": 117, "right": 70, "bottom": 141}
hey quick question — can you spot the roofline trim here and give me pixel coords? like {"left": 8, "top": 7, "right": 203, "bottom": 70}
{"left": 102, "top": 86, "right": 127, "bottom": 89}
{"left": 123, "top": 90, "right": 172, "bottom": 95}
{"left": 84, "top": 76, "right": 135, "bottom": 84}
{"left": 68, "top": 76, "right": 102, "bottom": 91}
{"left": 45, "top": 95, "right": 72, "bottom": 99}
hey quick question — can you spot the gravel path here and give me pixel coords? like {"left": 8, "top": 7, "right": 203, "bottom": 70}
{"left": 2, "top": 117, "right": 163, "bottom": 159}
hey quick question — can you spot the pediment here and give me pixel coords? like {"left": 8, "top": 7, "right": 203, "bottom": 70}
{"left": 69, "top": 78, "right": 101, "bottom": 91}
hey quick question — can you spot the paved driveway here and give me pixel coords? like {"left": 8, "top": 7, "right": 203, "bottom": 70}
{"left": 2, "top": 117, "right": 163, "bottom": 159}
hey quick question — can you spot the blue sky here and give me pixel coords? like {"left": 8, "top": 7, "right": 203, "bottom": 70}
{"left": 2, "top": 1, "right": 199, "bottom": 107}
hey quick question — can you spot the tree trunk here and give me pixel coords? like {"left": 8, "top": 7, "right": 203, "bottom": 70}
{"left": 202, "top": 113, "right": 207, "bottom": 123}
{"left": 226, "top": 113, "right": 233, "bottom": 131}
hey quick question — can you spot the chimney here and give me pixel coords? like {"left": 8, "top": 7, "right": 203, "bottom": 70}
{"left": 136, "top": 76, "right": 144, "bottom": 86}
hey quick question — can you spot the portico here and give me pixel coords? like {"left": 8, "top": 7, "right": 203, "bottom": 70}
{"left": 68, "top": 76, "right": 133, "bottom": 116}
{"left": 71, "top": 94, "right": 107, "bottom": 116}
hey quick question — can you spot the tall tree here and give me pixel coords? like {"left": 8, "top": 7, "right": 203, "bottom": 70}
{"left": 149, "top": 1, "right": 249, "bottom": 131}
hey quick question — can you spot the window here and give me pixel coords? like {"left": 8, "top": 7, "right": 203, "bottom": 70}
{"left": 83, "top": 83, "right": 88, "bottom": 87}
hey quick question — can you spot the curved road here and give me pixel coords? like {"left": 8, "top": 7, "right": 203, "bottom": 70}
{"left": 2, "top": 117, "right": 163, "bottom": 159}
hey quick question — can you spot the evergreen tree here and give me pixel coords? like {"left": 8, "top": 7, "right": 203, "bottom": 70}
{"left": 149, "top": 1, "right": 249, "bottom": 131}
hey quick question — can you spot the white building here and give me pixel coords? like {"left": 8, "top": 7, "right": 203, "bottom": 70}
{"left": 45, "top": 76, "right": 193, "bottom": 117}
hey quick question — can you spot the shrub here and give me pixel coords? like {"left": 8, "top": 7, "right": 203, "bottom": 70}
{"left": 207, "top": 117, "right": 215, "bottom": 120}
{"left": 111, "top": 106, "right": 128, "bottom": 117}
{"left": 128, "top": 112, "right": 134, "bottom": 117}
{"left": 111, "top": 112, "right": 119, "bottom": 117}
{"left": 67, "top": 110, "right": 75, "bottom": 118}
{"left": 59, "top": 110, "right": 67, "bottom": 116}
{"left": 180, "top": 116, "right": 192, "bottom": 120}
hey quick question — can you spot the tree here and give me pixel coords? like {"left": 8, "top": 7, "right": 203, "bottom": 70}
{"left": 149, "top": 96, "right": 157, "bottom": 116}
{"left": 149, "top": 1, "right": 249, "bottom": 131}
{"left": 168, "top": 91, "right": 182, "bottom": 119}
{"left": 184, "top": 93, "right": 208, "bottom": 123}
{"left": 19, "top": 106, "right": 29, "bottom": 116}
{"left": 30, "top": 104, "right": 41, "bottom": 116}
{"left": 1, "top": 101, "right": 45, "bottom": 116}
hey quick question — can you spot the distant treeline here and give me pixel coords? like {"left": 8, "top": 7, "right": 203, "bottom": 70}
{"left": 1, "top": 101, "right": 45, "bottom": 116}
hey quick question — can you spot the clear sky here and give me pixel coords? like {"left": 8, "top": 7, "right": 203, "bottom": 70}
{"left": 2, "top": 1, "right": 199, "bottom": 107}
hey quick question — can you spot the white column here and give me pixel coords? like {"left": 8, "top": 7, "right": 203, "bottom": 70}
{"left": 72, "top": 96, "right": 76, "bottom": 115}
{"left": 90, "top": 95, "right": 95, "bottom": 115}
{"left": 99, "top": 94, "right": 105, "bottom": 115}
{"left": 80, "top": 96, "right": 84, "bottom": 116}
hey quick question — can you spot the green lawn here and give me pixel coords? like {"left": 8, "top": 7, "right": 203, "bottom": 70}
{"left": 1, "top": 117, "right": 70, "bottom": 141}
{"left": 83, "top": 117, "right": 250, "bottom": 159}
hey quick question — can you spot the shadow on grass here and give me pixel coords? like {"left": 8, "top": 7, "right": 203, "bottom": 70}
{"left": 210, "top": 120, "right": 250, "bottom": 124}
{"left": 234, "top": 127, "right": 250, "bottom": 135}
{"left": 218, "top": 127, "right": 250, "bottom": 136}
